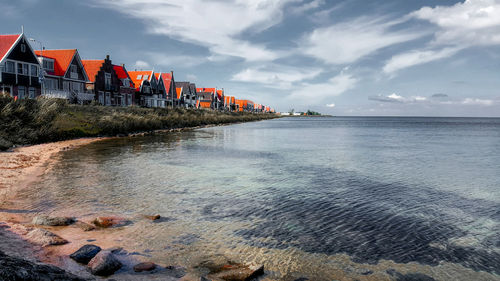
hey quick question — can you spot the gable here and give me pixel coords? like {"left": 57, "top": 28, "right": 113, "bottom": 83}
{"left": 65, "top": 54, "right": 88, "bottom": 81}
{"left": 6, "top": 35, "right": 39, "bottom": 64}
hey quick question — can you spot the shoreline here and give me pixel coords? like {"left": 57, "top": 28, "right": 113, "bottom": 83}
{"left": 0, "top": 120, "right": 268, "bottom": 280}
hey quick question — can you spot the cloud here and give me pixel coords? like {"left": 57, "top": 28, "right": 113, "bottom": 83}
{"left": 384, "top": 0, "right": 500, "bottom": 74}
{"left": 369, "top": 93, "right": 428, "bottom": 103}
{"left": 383, "top": 47, "right": 463, "bottom": 74}
{"left": 231, "top": 65, "right": 322, "bottom": 89}
{"left": 461, "top": 98, "right": 495, "bottom": 106}
{"left": 326, "top": 103, "right": 336, "bottom": 108}
{"left": 186, "top": 74, "right": 197, "bottom": 81}
{"left": 91, "top": 0, "right": 296, "bottom": 62}
{"left": 301, "top": 16, "right": 424, "bottom": 65}
{"left": 431, "top": 93, "right": 449, "bottom": 98}
{"left": 133, "top": 60, "right": 150, "bottom": 69}
{"left": 289, "top": 72, "right": 357, "bottom": 102}
{"left": 290, "top": 0, "right": 324, "bottom": 14}
{"left": 143, "top": 52, "right": 207, "bottom": 69}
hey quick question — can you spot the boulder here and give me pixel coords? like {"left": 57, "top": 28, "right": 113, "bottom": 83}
{"left": 133, "top": 262, "right": 156, "bottom": 272}
{"left": 25, "top": 228, "right": 68, "bottom": 246}
{"left": 198, "top": 257, "right": 264, "bottom": 281}
{"left": 75, "top": 221, "right": 95, "bottom": 231}
{"left": 70, "top": 244, "right": 101, "bottom": 264}
{"left": 88, "top": 250, "right": 122, "bottom": 276}
{"left": 92, "top": 216, "right": 129, "bottom": 228}
{"left": 0, "top": 250, "right": 85, "bottom": 281}
{"left": 32, "top": 215, "right": 75, "bottom": 226}
{"left": 144, "top": 214, "right": 161, "bottom": 221}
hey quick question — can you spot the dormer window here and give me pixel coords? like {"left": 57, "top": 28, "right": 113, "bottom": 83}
{"left": 42, "top": 59, "right": 54, "bottom": 71}
{"left": 136, "top": 75, "right": 142, "bottom": 80}
{"left": 70, "top": 64, "right": 78, "bottom": 79}
{"left": 143, "top": 75, "right": 148, "bottom": 80}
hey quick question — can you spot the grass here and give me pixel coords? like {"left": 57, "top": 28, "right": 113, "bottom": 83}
{"left": 0, "top": 95, "right": 277, "bottom": 151}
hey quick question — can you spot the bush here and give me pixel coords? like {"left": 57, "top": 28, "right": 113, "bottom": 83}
{"left": 0, "top": 97, "right": 277, "bottom": 150}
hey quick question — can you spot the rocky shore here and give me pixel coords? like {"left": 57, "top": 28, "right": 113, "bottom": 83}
{"left": 0, "top": 136, "right": 267, "bottom": 280}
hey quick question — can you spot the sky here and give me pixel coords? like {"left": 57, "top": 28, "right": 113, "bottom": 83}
{"left": 1, "top": 0, "right": 500, "bottom": 116}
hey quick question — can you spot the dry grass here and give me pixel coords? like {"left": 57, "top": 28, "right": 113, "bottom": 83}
{"left": 0, "top": 95, "right": 277, "bottom": 150}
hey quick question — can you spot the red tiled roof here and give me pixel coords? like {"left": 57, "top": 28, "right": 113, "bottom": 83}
{"left": 81, "top": 60, "right": 104, "bottom": 83}
{"left": 196, "top": 88, "right": 216, "bottom": 94}
{"left": 216, "top": 89, "right": 223, "bottom": 99}
{"left": 156, "top": 72, "right": 173, "bottom": 94}
{"left": 35, "top": 49, "right": 77, "bottom": 77}
{"left": 113, "top": 65, "right": 135, "bottom": 88}
{"left": 176, "top": 87, "right": 182, "bottom": 99}
{"left": 0, "top": 34, "right": 21, "bottom": 62}
{"left": 128, "top": 70, "right": 153, "bottom": 91}
{"left": 199, "top": 101, "right": 211, "bottom": 108}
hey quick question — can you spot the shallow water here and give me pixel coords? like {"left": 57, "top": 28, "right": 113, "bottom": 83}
{"left": 18, "top": 117, "right": 500, "bottom": 280}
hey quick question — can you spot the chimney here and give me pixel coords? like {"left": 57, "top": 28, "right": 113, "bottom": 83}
{"left": 122, "top": 63, "right": 125, "bottom": 68}
{"left": 106, "top": 55, "right": 110, "bottom": 60}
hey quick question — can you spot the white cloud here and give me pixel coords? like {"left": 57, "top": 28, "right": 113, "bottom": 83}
{"left": 289, "top": 72, "right": 357, "bottom": 102}
{"left": 326, "top": 103, "right": 336, "bottom": 108}
{"left": 144, "top": 52, "right": 206, "bottom": 68}
{"left": 384, "top": 0, "right": 500, "bottom": 74}
{"left": 290, "top": 0, "right": 324, "bottom": 14}
{"left": 186, "top": 74, "right": 197, "bottom": 81}
{"left": 369, "top": 93, "right": 429, "bottom": 103}
{"left": 461, "top": 98, "right": 495, "bottom": 106}
{"left": 383, "top": 47, "right": 463, "bottom": 74}
{"left": 92, "top": 0, "right": 296, "bottom": 62}
{"left": 134, "top": 60, "right": 150, "bottom": 69}
{"left": 412, "top": 0, "right": 500, "bottom": 46}
{"left": 302, "top": 16, "right": 424, "bottom": 64}
{"left": 231, "top": 65, "right": 322, "bottom": 89}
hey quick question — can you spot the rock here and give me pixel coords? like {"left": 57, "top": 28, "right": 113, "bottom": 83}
{"left": 144, "top": 214, "right": 161, "bottom": 220}
{"left": 133, "top": 262, "right": 156, "bottom": 272}
{"left": 0, "top": 250, "right": 85, "bottom": 281}
{"left": 164, "top": 265, "right": 187, "bottom": 278}
{"left": 32, "top": 215, "right": 75, "bottom": 226}
{"left": 200, "top": 277, "right": 212, "bottom": 281}
{"left": 88, "top": 250, "right": 122, "bottom": 276}
{"left": 201, "top": 258, "right": 264, "bottom": 281}
{"left": 75, "top": 221, "right": 96, "bottom": 231}
{"left": 92, "top": 216, "right": 129, "bottom": 228}
{"left": 25, "top": 228, "right": 68, "bottom": 246}
{"left": 70, "top": 244, "right": 101, "bottom": 264}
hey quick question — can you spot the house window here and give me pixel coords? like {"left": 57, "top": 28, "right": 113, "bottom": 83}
{"left": 23, "top": 64, "right": 28, "bottom": 75}
{"left": 17, "top": 63, "right": 23, "bottom": 74}
{"left": 98, "top": 91, "right": 104, "bottom": 105}
{"left": 18, "top": 86, "right": 26, "bottom": 99}
{"left": 136, "top": 75, "right": 142, "bottom": 80}
{"left": 6, "top": 61, "right": 14, "bottom": 73}
{"left": 29, "top": 87, "right": 35, "bottom": 98}
{"left": 43, "top": 60, "right": 54, "bottom": 71}
{"left": 143, "top": 75, "right": 148, "bottom": 80}
{"left": 70, "top": 64, "right": 78, "bottom": 79}
{"left": 105, "top": 73, "right": 111, "bottom": 90}
{"left": 122, "top": 78, "right": 129, "bottom": 88}
{"left": 21, "top": 44, "right": 26, "bottom": 53}
{"left": 31, "top": 65, "right": 38, "bottom": 77}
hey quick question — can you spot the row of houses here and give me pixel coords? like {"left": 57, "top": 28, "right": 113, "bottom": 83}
{"left": 0, "top": 32, "right": 274, "bottom": 113}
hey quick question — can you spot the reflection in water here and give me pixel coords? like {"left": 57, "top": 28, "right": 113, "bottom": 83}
{"left": 17, "top": 117, "right": 500, "bottom": 280}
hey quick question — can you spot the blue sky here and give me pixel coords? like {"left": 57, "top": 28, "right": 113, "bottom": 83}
{"left": 1, "top": 0, "right": 500, "bottom": 116}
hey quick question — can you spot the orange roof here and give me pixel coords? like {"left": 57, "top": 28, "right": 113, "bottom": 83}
{"left": 196, "top": 88, "right": 216, "bottom": 94}
{"left": 176, "top": 87, "right": 182, "bottom": 99}
{"left": 35, "top": 49, "right": 77, "bottom": 76}
{"left": 81, "top": 60, "right": 104, "bottom": 83}
{"left": 0, "top": 34, "right": 21, "bottom": 62}
{"left": 199, "top": 101, "right": 211, "bottom": 108}
{"left": 156, "top": 72, "right": 173, "bottom": 94}
{"left": 216, "top": 89, "right": 223, "bottom": 99}
{"left": 113, "top": 65, "right": 135, "bottom": 88}
{"left": 196, "top": 100, "right": 200, "bottom": 108}
{"left": 128, "top": 70, "right": 153, "bottom": 91}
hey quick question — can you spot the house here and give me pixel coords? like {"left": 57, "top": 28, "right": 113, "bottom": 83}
{"left": 113, "top": 64, "right": 136, "bottom": 106}
{"left": 0, "top": 33, "right": 42, "bottom": 98}
{"left": 154, "top": 72, "right": 175, "bottom": 107}
{"left": 82, "top": 55, "right": 133, "bottom": 106}
{"left": 35, "top": 49, "right": 92, "bottom": 103}
{"left": 196, "top": 87, "right": 216, "bottom": 109}
{"left": 215, "top": 89, "right": 224, "bottom": 110}
{"left": 175, "top": 82, "right": 197, "bottom": 108}
{"left": 235, "top": 99, "right": 254, "bottom": 112}
{"left": 224, "top": 95, "right": 236, "bottom": 111}
{"left": 128, "top": 70, "right": 166, "bottom": 108}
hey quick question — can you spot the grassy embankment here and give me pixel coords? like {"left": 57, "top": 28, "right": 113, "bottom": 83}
{"left": 0, "top": 95, "right": 277, "bottom": 150}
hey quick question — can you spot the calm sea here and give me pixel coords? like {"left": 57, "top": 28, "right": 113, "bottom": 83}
{"left": 22, "top": 117, "right": 500, "bottom": 280}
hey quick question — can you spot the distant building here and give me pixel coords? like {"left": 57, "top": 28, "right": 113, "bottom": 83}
{"left": 129, "top": 70, "right": 166, "bottom": 108}
{"left": 154, "top": 72, "right": 176, "bottom": 107}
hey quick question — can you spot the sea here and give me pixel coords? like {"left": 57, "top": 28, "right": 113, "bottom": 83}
{"left": 18, "top": 117, "right": 500, "bottom": 280}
